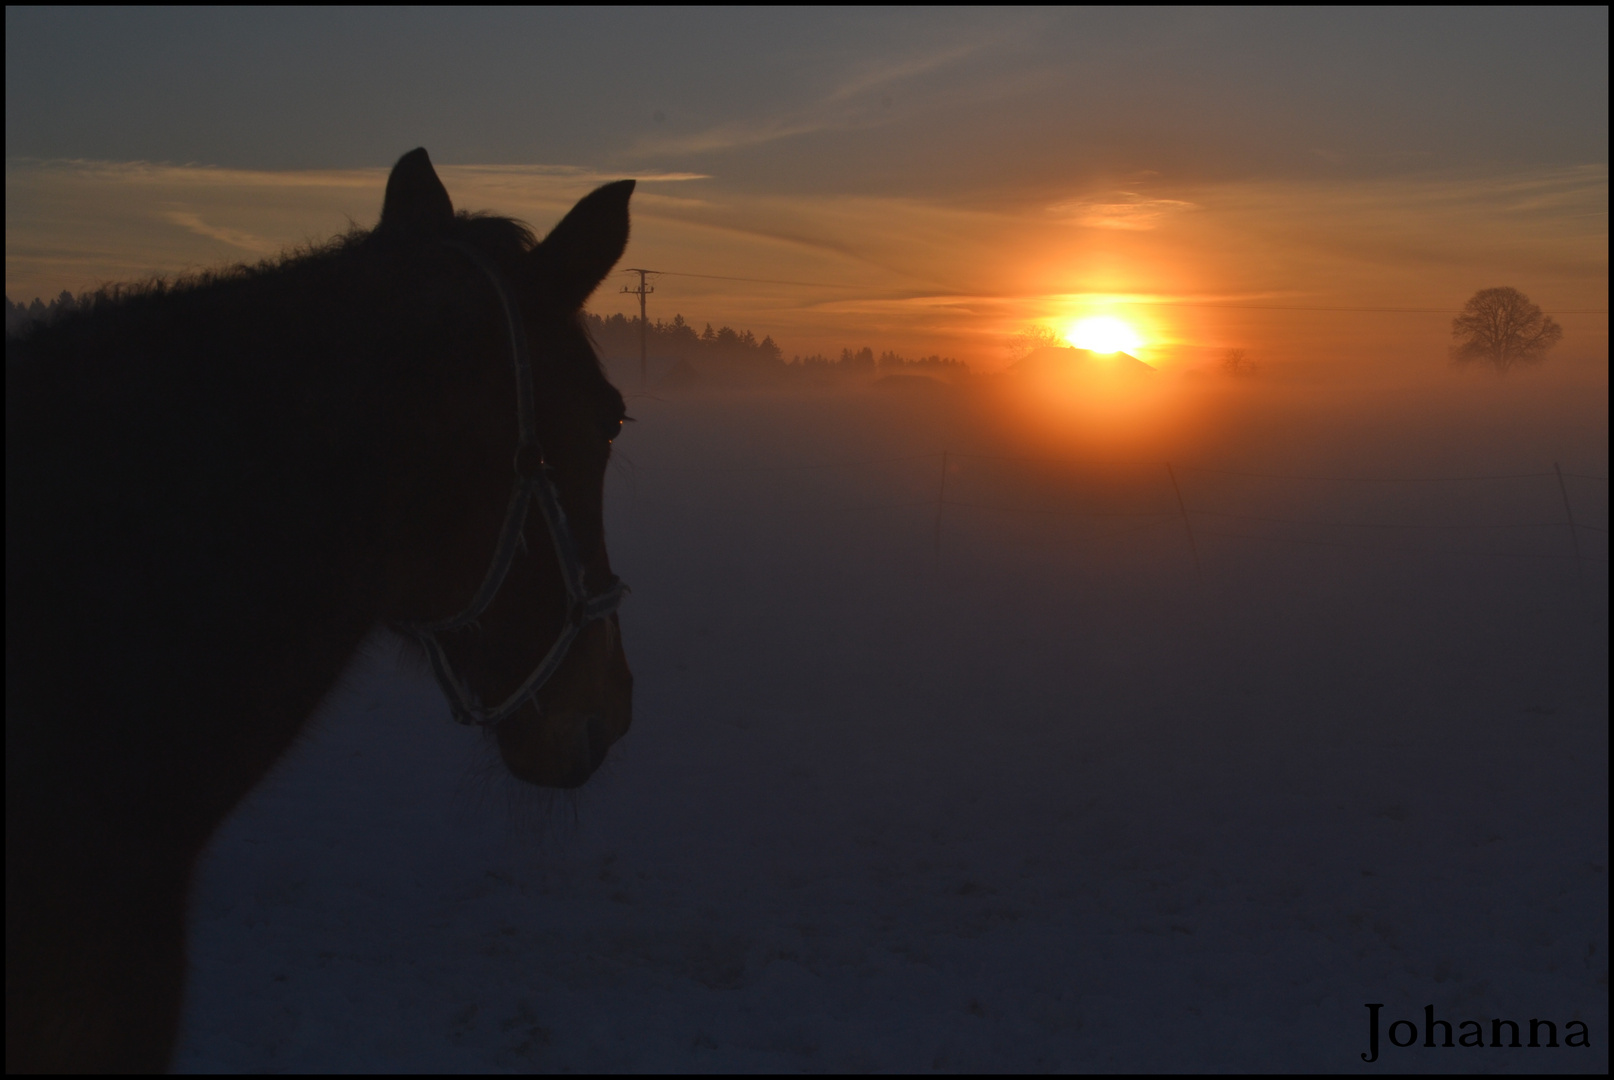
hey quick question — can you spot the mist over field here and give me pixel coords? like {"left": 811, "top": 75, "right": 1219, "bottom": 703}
{"left": 174, "top": 359, "right": 1606, "bottom": 1072}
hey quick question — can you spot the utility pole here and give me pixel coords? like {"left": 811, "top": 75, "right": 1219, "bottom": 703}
{"left": 620, "top": 269, "right": 658, "bottom": 389}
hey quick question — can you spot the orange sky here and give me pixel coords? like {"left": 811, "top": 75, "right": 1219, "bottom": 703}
{"left": 7, "top": 158, "right": 1605, "bottom": 375}
{"left": 6, "top": 10, "right": 1607, "bottom": 376}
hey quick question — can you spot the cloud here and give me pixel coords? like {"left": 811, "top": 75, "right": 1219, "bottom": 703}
{"left": 8, "top": 158, "right": 707, "bottom": 194}
{"left": 443, "top": 164, "right": 709, "bottom": 185}
{"left": 18, "top": 158, "right": 382, "bottom": 190}
{"left": 630, "top": 120, "right": 830, "bottom": 158}
{"left": 1048, "top": 193, "right": 1199, "bottom": 230}
{"left": 436, "top": 165, "right": 712, "bottom": 216}
{"left": 628, "top": 43, "right": 984, "bottom": 158}
{"left": 822, "top": 44, "right": 980, "bottom": 105}
{"left": 161, "top": 211, "right": 279, "bottom": 254}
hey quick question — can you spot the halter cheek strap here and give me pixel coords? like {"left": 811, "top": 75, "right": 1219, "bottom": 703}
{"left": 407, "top": 241, "right": 627, "bottom": 727}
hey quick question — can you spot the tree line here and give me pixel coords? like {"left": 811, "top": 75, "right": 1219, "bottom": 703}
{"left": 5, "top": 291, "right": 83, "bottom": 336}
{"left": 8, "top": 294, "right": 965, "bottom": 383}
{"left": 585, "top": 312, "right": 783, "bottom": 369}
{"left": 794, "top": 346, "right": 967, "bottom": 376}
{"left": 584, "top": 312, "right": 967, "bottom": 382}
{"left": 12, "top": 288, "right": 1561, "bottom": 377}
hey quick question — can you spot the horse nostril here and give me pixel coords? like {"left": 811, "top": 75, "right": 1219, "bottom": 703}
{"left": 549, "top": 714, "right": 610, "bottom": 789}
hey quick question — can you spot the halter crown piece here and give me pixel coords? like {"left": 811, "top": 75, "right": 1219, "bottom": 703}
{"left": 406, "top": 240, "right": 628, "bottom": 726}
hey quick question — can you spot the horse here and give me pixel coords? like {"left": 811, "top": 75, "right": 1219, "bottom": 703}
{"left": 5, "top": 149, "right": 636, "bottom": 1072}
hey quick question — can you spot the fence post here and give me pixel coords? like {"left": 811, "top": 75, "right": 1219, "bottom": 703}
{"left": 1553, "top": 462, "right": 1585, "bottom": 587}
{"left": 934, "top": 448, "right": 949, "bottom": 558}
{"left": 1165, "top": 463, "right": 1202, "bottom": 580}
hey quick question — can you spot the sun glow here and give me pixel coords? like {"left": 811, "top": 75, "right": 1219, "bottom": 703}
{"left": 1065, "top": 316, "right": 1143, "bottom": 354}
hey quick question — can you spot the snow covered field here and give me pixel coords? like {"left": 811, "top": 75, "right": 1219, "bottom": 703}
{"left": 174, "top": 371, "right": 1607, "bottom": 1073}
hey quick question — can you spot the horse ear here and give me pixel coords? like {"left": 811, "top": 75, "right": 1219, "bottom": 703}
{"left": 535, "top": 180, "right": 634, "bottom": 310}
{"left": 379, "top": 148, "right": 454, "bottom": 234}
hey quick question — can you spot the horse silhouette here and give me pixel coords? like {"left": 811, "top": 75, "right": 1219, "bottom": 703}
{"left": 6, "top": 149, "right": 635, "bottom": 1072}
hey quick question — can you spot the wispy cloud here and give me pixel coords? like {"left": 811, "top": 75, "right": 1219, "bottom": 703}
{"left": 631, "top": 117, "right": 844, "bottom": 158}
{"left": 6, "top": 158, "right": 707, "bottom": 193}
{"left": 1048, "top": 193, "right": 1198, "bottom": 231}
{"left": 438, "top": 165, "right": 710, "bottom": 212}
{"left": 628, "top": 43, "right": 984, "bottom": 158}
{"left": 443, "top": 164, "right": 709, "bottom": 186}
{"left": 10, "top": 158, "right": 382, "bottom": 190}
{"left": 161, "top": 210, "right": 279, "bottom": 253}
{"left": 821, "top": 44, "right": 979, "bottom": 105}
{"left": 6, "top": 157, "right": 703, "bottom": 301}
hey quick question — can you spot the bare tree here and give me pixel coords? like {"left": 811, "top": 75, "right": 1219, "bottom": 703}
{"left": 1220, "top": 348, "right": 1257, "bottom": 377}
{"left": 1450, "top": 287, "right": 1562, "bottom": 373}
{"left": 1007, "top": 324, "right": 1065, "bottom": 363}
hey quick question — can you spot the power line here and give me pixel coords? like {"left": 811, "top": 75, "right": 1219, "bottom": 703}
{"left": 642, "top": 269, "right": 868, "bottom": 290}
{"left": 1103, "top": 303, "right": 1607, "bottom": 314}
{"left": 624, "top": 269, "right": 1608, "bottom": 313}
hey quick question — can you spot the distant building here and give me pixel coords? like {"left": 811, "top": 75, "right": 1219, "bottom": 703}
{"left": 1009, "top": 345, "right": 1156, "bottom": 380}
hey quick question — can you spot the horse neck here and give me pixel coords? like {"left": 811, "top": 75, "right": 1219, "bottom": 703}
{"left": 5, "top": 275, "right": 508, "bottom": 838}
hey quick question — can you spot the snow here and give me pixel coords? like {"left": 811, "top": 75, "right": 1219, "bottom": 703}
{"left": 174, "top": 372, "right": 1607, "bottom": 1072}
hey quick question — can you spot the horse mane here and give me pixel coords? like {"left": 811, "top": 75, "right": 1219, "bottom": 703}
{"left": 4, "top": 205, "right": 594, "bottom": 696}
{"left": 10, "top": 211, "right": 554, "bottom": 359}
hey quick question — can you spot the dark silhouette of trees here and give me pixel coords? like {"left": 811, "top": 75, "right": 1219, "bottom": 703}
{"left": 793, "top": 347, "right": 966, "bottom": 377}
{"left": 572, "top": 310, "right": 969, "bottom": 385}
{"left": 16, "top": 291, "right": 968, "bottom": 386}
{"left": 583, "top": 311, "right": 782, "bottom": 374}
{"left": 1220, "top": 348, "right": 1257, "bottom": 377}
{"left": 840, "top": 346, "right": 875, "bottom": 372}
{"left": 1450, "top": 287, "right": 1562, "bottom": 373}
{"left": 6, "top": 290, "right": 84, "bottom": 336}
{"left": 876, "top": 349, "right": 967, "bottom": 376}
{"left": 1007, "top": 325, "right": 1064, "bottom": 364}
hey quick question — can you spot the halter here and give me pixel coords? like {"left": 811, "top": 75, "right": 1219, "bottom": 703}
{"left": 406, "top": 240, "right": 628, "bottom": 727}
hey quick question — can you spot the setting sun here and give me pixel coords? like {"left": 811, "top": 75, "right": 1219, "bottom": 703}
{"left": 1064, "top": 316, "right": 1143, "bottom": 354}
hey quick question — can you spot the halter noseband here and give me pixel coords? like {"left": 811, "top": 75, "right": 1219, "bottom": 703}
{"left": 406, "top": 240, "right": 627, "bottom": 727}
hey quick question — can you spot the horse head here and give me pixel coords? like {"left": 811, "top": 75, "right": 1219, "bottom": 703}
{"left": 375, "top": 149, "right": 634, "bottom": 788}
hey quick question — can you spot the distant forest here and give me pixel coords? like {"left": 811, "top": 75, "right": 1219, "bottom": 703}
{"left": 5, "top": 291, "right": 82, "bottom": 336}
{"left": 586, "top": 311, "right": 967, "bottom": 386}
{"left": 6, "top": 293, "right": 966, "bottom": 385}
